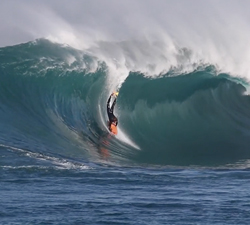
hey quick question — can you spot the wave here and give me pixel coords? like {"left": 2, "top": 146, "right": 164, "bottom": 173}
{"left": 119, "top": 70, "right": 250, "bottom": 165}
{"left": 1, "top": 39, "right": 250, "bottom": 166}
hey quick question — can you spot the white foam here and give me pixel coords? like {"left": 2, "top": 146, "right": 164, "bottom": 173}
{"left": 0, "top": 143, "right": 90, "bottom": 170}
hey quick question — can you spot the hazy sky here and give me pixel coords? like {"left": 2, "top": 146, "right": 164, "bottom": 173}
{"left": 1, "top": 0, "right": 249, "bottom": 48}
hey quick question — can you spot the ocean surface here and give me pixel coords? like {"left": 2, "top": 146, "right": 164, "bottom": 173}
{"left": 1, "top": 39, "right": 250, "bottom": 224}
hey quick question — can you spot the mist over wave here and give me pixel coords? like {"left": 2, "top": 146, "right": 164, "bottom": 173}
{"left": 2, "top": 1, "right": 250, "bottom": 79}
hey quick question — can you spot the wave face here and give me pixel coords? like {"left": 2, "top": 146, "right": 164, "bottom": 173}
{"left": 1, "top": 39, "right": 250, "bottom": 166}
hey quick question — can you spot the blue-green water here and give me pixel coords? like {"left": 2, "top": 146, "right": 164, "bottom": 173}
{"left": 1, "top": 39, "right": 250, "bottom": 224}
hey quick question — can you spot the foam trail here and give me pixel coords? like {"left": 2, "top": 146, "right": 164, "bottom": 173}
{"left": 116, "top": 127, "right": 140, "bottom": 150}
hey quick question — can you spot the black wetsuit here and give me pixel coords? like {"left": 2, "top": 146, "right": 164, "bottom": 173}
{"left": 107, "top": 94, "right": 118, "bottom": 125}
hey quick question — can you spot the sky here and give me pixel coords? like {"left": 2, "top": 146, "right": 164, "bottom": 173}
{"left": 1, "top": 0, "right": 250, "bottom": 48}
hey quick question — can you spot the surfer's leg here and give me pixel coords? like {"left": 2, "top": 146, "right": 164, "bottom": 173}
{"left": 107, "top": 95, "right": 112, "bottom": 113}
{"left": 111, "top": 98, "right": 116, "bottom": 112}
{"left": 107, "top": 95, "right": 114, "bottom": 122}
{"left": 107, "top": 95, "right": 112, "bottom": 108}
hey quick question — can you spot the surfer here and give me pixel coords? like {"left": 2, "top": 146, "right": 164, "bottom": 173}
{"left": 107, "top": 92, "right": 118, "bottom": 135}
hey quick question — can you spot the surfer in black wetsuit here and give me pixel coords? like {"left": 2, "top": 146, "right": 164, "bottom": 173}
{"left": 107, "top": 93, "right": 118, "bottom": 134}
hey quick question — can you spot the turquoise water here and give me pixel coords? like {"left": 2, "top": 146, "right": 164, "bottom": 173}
{"left": 1, "top": 39, "right": 250, "bottom": 224}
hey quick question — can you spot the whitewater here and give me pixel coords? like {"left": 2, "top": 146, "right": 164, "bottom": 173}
{"left": 1, "top": 1, "right": 250, "bottom": 224}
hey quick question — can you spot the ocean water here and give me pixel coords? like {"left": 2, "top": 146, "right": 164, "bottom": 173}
{"left": 1, "top": 39, "right": 250, "bottom": 224}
